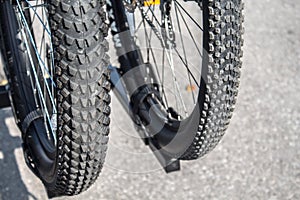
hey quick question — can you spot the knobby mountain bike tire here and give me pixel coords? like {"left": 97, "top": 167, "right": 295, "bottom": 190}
{"left": 108, "top": 0, "right": 244, "bottom": 160}
{"left": 0, "top": 0, "right": 110, "bottom": 197}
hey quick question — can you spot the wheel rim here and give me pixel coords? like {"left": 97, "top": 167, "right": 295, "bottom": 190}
{"left": 14, "top": 0, "right": 57, "bottom": 180}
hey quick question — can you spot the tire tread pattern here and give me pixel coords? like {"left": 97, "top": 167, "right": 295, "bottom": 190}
{"left": 47, "top": 0, "right": 110, "bottom": 196}
{"left": 180, "top": 0, "right": 244, "bottom": 160}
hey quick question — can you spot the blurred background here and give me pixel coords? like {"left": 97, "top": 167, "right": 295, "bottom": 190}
{"left": 0, "top": 0, "right": 299, "bottom": 199}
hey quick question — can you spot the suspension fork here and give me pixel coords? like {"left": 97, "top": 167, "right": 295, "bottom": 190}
{"left": 109, "top": 0, "right": 147, "bottom": 95}
{"left": 109, "top": 0, "right": 162, "bottom": 121}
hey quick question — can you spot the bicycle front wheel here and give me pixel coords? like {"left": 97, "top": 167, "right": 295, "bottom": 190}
{"left": 0, "top": 0, "right": 110, "bottom": 197}
{"left": 108, "top": 0, "right": 244, "bottom": 160}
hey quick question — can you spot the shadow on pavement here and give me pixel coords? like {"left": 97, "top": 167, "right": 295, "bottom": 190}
{"left": 0, "top": 108, "right": 37, "bottom": 200}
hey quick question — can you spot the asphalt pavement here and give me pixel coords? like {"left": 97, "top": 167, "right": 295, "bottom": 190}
{"left": 0, "top": 0, "right": 299, "bottom": 199}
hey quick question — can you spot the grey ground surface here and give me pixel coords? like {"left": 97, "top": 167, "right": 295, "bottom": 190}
{"left": 1, "top": 0, "right": 300, "bottom": 199}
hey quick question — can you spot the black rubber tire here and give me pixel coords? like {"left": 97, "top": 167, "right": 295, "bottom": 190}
{"left": 0, "top": 0, "right": 111, "bottom": 197}
{"left": 180, "top": 0, "right": 244, "bottom": 160}
{"left": 109, "top": 0, "right": 244, "bottom": 160}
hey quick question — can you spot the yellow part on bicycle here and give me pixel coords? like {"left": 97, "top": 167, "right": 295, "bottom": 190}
{"left": 144, "top": 0, "right": 160, "bottom": 6}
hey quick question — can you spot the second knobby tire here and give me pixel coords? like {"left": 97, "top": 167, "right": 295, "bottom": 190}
{"left": 108, "top": 0, "right": 244, "bottom": 161}
{"left": 0, "top": 0, "right": 111, "bottom": 197}
{"left": 180, "top": 0, "right": 244, "bottom": 160}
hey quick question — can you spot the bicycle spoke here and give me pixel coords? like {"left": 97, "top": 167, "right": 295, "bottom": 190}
{"left": 174, "top": 2, "right": 196, "bottom": 104}
{"left": 22, "top": 3, "right": 48, "bottom": 10}
{"left": 173, "top": 47, "right": 200, "bottom": 87}
{"left": 147, "top": 4, "right": 161, "bottom": 27}
{"left": 174, "top": 0, "right": 203, "bottom": 31}
{"left": 166, "top": 46, "right": 188, "bottom": 117}
{"left": 16, "top": 1, "right": 56, "bottom": 103}
{"left": 160, "top": 44, "right": 171, "bottom": 111}
{"left": 25, "top": 0, "right": 51, "bottom": 35}
{"left": 20, "top": 27, "right": 56, "bottom": 144}
{"left": 174, "top": 1, "right": 202, "bottom": 57}
{"left": 16, "top": 0, "right": 57, "bottom": 144}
